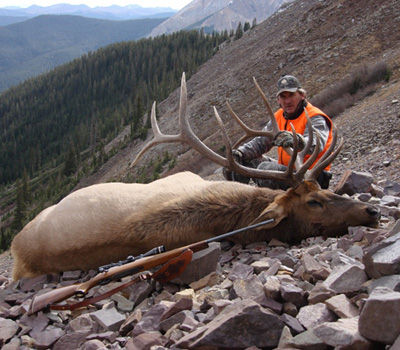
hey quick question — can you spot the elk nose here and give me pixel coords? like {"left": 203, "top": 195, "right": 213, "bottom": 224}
{"left": 366, "top": 205, "right": 381, "bottom": 219}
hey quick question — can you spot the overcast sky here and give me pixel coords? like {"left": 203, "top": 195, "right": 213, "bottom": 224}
{"left": 0, "top": 0, "right": 192, "bottom": 10}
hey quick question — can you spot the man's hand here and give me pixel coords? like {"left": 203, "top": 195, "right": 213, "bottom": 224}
{"left": 273, "top": 131, "right": 305, "bottom": 150}
{"left": 223, "top": 149, "right": 244, "bottom": 181}
{"left": 232, "top": 149, "right": 244, "bottom": 163}
{"left": 223, "top": 149, "right": 250, "bottom": 184}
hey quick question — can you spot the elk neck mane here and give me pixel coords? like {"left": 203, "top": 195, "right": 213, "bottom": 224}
{"left": 122, "top": 181, "right": 281, "bottom": 250}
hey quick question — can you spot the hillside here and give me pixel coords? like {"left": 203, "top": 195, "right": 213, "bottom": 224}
{"left": 84, "top": 0, "right": 400, "bottom": 189}
{"left": 0, "top": 30, "right": 228, "bottom": 186}
{"left": 0, "top": 15, "right": 28, "bottom": 26}
{"left": 150, "top": 0, "right": 288, "bottom": 36}
{"left": 0, "top": 15, "right": 165, "bottom": 92}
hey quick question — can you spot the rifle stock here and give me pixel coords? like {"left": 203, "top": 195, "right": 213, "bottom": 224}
{"left": 29, "top": 284, "right": 79, "bottom": 314}
{"left": 28, "top": 218, "right": 273, "bottom": 314}
{"left": 29, "top": 241, "right": 207, "bottom": 314}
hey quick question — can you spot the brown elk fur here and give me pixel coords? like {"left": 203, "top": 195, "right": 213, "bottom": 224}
{"left": 11, "top": 171, "right": 380, "bottom": 280}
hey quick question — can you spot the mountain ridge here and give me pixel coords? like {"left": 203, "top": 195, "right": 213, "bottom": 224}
{"left": 0, "top": 3, "right": 176, "bottom": 24}
{"left": 0, "top": 15, "right": 165, "bottom": 92}
{"left": 149, "top": 0, "right": 289, "bottom": 36}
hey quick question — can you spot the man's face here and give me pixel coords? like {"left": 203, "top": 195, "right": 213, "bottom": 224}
{"left": 277, "top": 91, "right": 305, "bottom": 114}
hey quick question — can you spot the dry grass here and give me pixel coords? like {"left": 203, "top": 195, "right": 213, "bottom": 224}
{"left": 311, "top": 61, "right": 391, "bottom": 117}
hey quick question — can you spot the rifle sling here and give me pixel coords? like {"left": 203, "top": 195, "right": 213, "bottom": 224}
{"left": 50, "top": 249, "right": 194, "bottom": 311}
{"left": 50, "top": 273, "right": 149, "bottom": 311}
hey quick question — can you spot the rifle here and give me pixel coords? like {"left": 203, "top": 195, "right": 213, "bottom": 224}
{"left": 28, "top": 218, "right": 273, "bottom": 314}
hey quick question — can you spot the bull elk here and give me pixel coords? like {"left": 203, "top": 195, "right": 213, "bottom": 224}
{"left": 10, "top": 73, "right": 380, "bottom": 280}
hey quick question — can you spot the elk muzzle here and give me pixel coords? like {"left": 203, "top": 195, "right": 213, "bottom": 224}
{"left": 323, "top": 199, "right": 381, "bottom": 236}
{"left": 364, "top": 204, "right": 381, "bottom": 226}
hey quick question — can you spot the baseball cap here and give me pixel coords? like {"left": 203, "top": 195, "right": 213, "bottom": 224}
{"left": 276, "top": 75, "right": 301, "bottom": 96}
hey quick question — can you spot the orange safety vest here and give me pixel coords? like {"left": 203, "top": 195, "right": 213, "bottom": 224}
{"left": 275, "top": 102, "right": 333, "bottom": 170}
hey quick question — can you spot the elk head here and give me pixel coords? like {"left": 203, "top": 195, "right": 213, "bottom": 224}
{"left": 250, "top": 180, "right": 380, "bottom": 242}
{"left": 130, "top": 72, "right": 381, "bottom": 240}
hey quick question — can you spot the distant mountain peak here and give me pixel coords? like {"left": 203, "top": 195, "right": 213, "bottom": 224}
{"left": 150, "top": 0, "right": 291, "bottom": 36}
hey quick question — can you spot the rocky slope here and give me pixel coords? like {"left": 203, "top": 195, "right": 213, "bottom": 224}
{"left": 1, "top": 174, "right": 400, "bottom": 348}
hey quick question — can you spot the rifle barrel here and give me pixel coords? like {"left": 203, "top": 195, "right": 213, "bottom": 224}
{"left": 98, "top": 245, "right": 165, "bottom": 272}
{"left": 205, "top": 218, "right": 274, "bottom": 243}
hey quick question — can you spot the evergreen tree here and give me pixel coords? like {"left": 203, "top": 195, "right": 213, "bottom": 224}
{"left": 135, "top": 96, "right": 144, "bottom": 127}
{"left": 0, "top": 227, "right": 12, "bottom": 252}
{"left": 12, "top": 182, "right": 25, "bottom": 231}
{"left": 22, "top": 169, "right": 31, "bottom": 203}
{"left": 235, "top": 22, "right": 243, "bottom": 40}
{"left": 63, "top": 142, "right": 78, "bottom": 177}
{"left": 244, "top": 22, "right": 251, "bottom": 32}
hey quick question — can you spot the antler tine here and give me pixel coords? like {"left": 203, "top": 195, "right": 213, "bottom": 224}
{"left": 285, "top": 122, "right": 298, "bottom": 177}
{"left": 176, "top": 73, "right": 230, "bottom": 167}
{"left": 252, "top": 77, "right": 280, "bottom": 135}
{"left": 294, "top": 128, "right": 322, "bottom": 182}
{"left": 179, "top": 72, "right": 190, "bottom": 136}
{"left": 226, "top": 101, "right": 275, "bottom": 148}
{"left": 306, "top": 127, "right": 344, "bottom": 181}
{"left": 130, "top": 72, "right": 230, "bottom": 169}
{"left": 226, "top": 78, "right": 279, "bottom": 149}
{"left": 212, "top": 106, "right": 235, "bottom": 166}
{"left": 213, "top": 106, "right": 278, "bottom": 177}
{"left": 130, "top": 101, "right": 183, "bottom": 167}
{"left": 314, "top": 124, "right": 338, "bottom": 165}
{"left": 299, "top": 110, "right": 314, "bottom": 159}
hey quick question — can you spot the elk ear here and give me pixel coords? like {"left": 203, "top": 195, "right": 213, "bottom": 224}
{"left": 250, "top": 202, "right": 288, "bottom": 230}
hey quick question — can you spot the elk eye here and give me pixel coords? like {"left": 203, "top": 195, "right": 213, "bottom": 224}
{"left": 307, "top": 199, "right": 323, "bottom": 208}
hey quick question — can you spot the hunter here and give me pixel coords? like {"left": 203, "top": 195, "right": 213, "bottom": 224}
{"left": 224, "top": 75, "right": 334, "bottom": 189}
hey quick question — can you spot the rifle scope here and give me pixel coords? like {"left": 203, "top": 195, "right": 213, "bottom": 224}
{"left": 98, "top": 245, "right": 166, "bottom": 273}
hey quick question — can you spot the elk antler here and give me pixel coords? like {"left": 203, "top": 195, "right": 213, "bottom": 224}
{"left": 130, "top": 72, "right": 229, "bottom": 168}
{"left": 225, "top": 77, "right": 279, "bottom": 148}
{"left": 306, "top": 125, "right": 344, "bottom": 182}
{"left": 130, "top": 72, "right": 342, "bottom": 187}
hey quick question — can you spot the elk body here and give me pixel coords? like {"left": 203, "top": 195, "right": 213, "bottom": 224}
{"left": 11, "top": 172, "right": 380, "bottom": 280}
{"left": 11, "top": 74, "right": 381, "bottom": 280}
